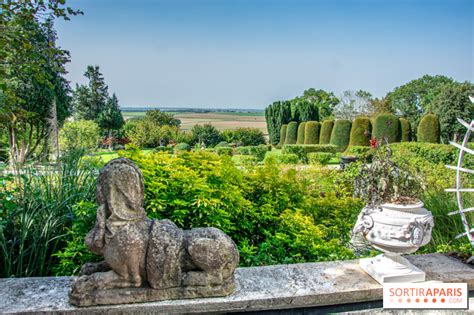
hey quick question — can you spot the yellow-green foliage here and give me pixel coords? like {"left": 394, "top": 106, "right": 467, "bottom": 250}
{"left": 349, "top": 116, "right": 371, "bottom": 146}
{"left": 372, "top": 113, "right": 401, "bottom": 143}
{"left": 319, "top": 120, "right": 334, "bottom": 144}
{"left": 304, "top": 121, "right": 320, "bottom": 144}
{"left": 277, "top": 124, "right": 288, "bottom": 147}
{"left": 330, "top": 119, "right": 352, "bottom": 152}
{"left": 115, "top": 149, "right": 363, "bottom": 267}
{"left": 399, "top": 118, "right": 411, "bottom": 142}
{"left": 417, "top": 113, "right": 440, "bottom": 143}
{"left": 297, "top": 122, "right": 306, "bottom": 144}
{"left": 59, "top": 120, "right": 101, "bottom": 152}
{"left": 285, "top": 122, "right": 298, "bottom": 144}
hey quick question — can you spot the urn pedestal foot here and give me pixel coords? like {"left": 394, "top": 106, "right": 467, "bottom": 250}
{"left": 360, "top": 253, "right": 425, "bottom": 284}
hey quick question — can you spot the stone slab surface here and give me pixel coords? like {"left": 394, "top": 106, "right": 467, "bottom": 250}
{"left": 0, "top": 253, "right": 473, "bottom": 314}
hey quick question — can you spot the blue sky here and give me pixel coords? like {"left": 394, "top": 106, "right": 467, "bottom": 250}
{"left": 55, "top": 0, "right": 473, "bottom": 108}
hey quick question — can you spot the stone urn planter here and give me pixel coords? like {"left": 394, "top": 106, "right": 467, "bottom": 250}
{"left": 353, "top": 201, "right": 434, "bottom": 283}
{"left": 340, "top": 155, "right": 358, "bottom": 170}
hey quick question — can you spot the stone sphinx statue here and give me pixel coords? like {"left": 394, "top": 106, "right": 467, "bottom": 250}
{"left": 70, "top": 158, "right": 239, "bottom": 306}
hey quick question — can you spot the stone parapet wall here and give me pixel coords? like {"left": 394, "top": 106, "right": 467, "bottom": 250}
{"left": 1, "top": 254, "right": 473, "bottom": 314}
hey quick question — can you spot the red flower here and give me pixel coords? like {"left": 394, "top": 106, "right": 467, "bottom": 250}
{"left": 370, "top": 137, "right": 378, "bottom": 149}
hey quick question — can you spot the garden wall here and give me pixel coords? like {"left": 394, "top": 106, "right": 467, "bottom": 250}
{"left": 1, "top": 253, "right": 473, "bottom": 314}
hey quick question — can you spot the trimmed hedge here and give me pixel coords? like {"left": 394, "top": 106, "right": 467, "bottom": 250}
{"left": 390, "top": 142, "right": 456, "bottom": 165}
{"left": 282, "top": 144, "right": 337, "bottom": 163}
{"left": 307, "top": 152, "right": 333, "bottom": 165}
{"left": 285, "top": 122, "right": 298, "bottom": 144}
{"left": 330, "top": 119, "right": 352, "bottom": 152}
{"left": 417, "top": 113, "right": 440, "bottom": 143}
{"left": 349, "top": 116, "right": 371, "bottom": 146}
{"left": 297, "top": 122, "right": 306, "bottom": 144}
{"left": 399, "top": 118, "right": 411, "bottom": 142}
{"left": 304, "top": 121, "right": 320, "bottom": 144}
{"left": 264, "top": 151, "right": 299, "bottom": 164}
{"left": 320, "top": 120, "right": 334, "bottom": 144}
{"left": 277, "top": 124, "right": 288, "bottom": 147}
{"left": 344, "top": 145, "right": 374, "bottom": 162}
{"left": 372, "top": 113, "right": 401, "bottom": 143}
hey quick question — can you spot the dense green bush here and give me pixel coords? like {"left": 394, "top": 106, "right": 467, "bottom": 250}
{"left": 283, "top": 144, "right": 337, "bottom": 163}
{"left": 216, "top": 147, "right": 233, "bottom": 156}
{"left": 417, "top": 113, "right": 440, "bottom": 143}
{"left": 116, "top": 150, "right": 363, "bottom": 267}
{"left": 297, "top": 122, "right": 306, "bottom": 144}
{"left": 126, "top": 118, "right": 180, "bottom": 148}
{"left": 237, "top": 145, "right": 269, "bottom": 161}
{"left": 319, "top": 120, "right": 334, "bottom": 144}
{"left": 277, "top": 124, "right": 288, "bottom": 148}
{"left": 59, "top": 120, "right": 101, "bottom": 152}
{"left": 304, "top": 121, "right": 320, "bottom": 144}
{"left": 264, "top": 151, "right": 299, "bottom": 164}
{"left": 285, "top": 122, "right": 298, "bottom": 144}
{"left": 231, "top": 155, "right": 258, "bottom": 166}
{"left": 399, "top": 118, "right": 411, "bottom": 142}
{"left": 344, "top": 146, "right": 374, "bottom": 162}
{"left": 330, "top": 119, "right": 352, "bottom": 152}
{"left": 221, "top": 128, "right": 266, "bottom": 146}
{"left": 308, "top": 152, "right": 333, "bottom": 165}
{"left": 189, "top": 124, "right": 223, "bottom": 147}
{"left": 372, "top": 113, "right": 401, "bottom": 143}
{"left": 175, "top": 143, "right": 191, "bottom": 151}
{"left": 349, "top": 117, "right": 371, "bottom": 146}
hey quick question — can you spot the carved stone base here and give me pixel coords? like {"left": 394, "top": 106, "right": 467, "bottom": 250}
{"left": 69, "top": 277, "right": 236, "bottom": 307}
{"left": 360, "top": 254, "right": 425, "bottom": 284}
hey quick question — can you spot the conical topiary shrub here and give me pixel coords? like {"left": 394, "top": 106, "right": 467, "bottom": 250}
{"left": 319, "top": 120, "right": 334, "bottom": 144}
{"left": 285, "top": 121, "right": 298, "bottom": 144}
{"left": 277, "top": 124, "right": 288, "bottom": 147}
{"left": 417, "top": 113, "right": 440, "bottom": 143}
{"left": 372, "top": 113, "right": 401, "bottom": 143}
{"left": 297, "top": 122, "right": 306, "bottom": 144}
{"left": 399, "top": 117, "right": 411, "bottom": 142}
{"left": 330, "top": 119, "right": 352, "bottom": 152}
{"left": 304, "top": 121, "right": 320, "bottom": 144}
{"left": 349, "top": 116, "right": 371, "bottom": 146}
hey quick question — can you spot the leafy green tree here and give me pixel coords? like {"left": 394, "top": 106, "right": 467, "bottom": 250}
{"left": 126, "top": 118, "right": 180, "bottom": 148}
{"left": 190, "top": 124, "right": 223, "bottom": 147}
{"left": 0, "top": 3, "right": 77, "bottom": 164}
{"left": 72, "top": 65, "right": 109, "bottom": 121}
{"left": 386, "top": 75, "right": 453, "bottom": 127}
{"left": 97, "top": 93, "right": 124, "bottom": 148}
{"left": 430, "top": 82, "right": 474, "bottom": 143}
{"left": 301, "top": 88, "right": 339, "bottom": 120}
{"left": 335, "top": 90, "right": 373, "bottom": 120}
{"left": 59, "top": 120, "right": 101, "bottom": 152}
{"left": 144, "top": 109, "right": 181, "bottom": 127}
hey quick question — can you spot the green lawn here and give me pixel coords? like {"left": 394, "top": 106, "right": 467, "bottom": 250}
{"left": 92, "top": 149, "right": 153, "bottom": 163}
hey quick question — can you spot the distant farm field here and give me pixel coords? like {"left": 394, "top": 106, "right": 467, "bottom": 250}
{"left": 122, "top": 111, "right": 267, "bottom": 135}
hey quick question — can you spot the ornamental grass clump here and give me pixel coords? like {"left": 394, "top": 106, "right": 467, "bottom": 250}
{"left": 354, "top": 139, "right": 424, "bottom": 208}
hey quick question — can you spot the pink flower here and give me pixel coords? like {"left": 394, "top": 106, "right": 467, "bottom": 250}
{"left": 370, "top": 137, "right": 378, "bottom": 149}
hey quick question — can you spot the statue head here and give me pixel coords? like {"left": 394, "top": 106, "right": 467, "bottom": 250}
{"left": 97, "top": 157, "right": 146, "bottom": 223}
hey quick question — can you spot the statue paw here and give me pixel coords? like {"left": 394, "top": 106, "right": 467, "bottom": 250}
{"left": 72, "top": 275, "right": 97, "bottom": 294}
